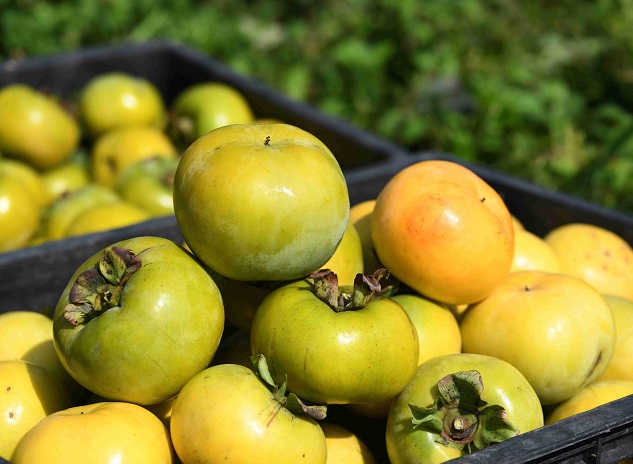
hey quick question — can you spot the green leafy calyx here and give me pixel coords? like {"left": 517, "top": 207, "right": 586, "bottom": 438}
{"left": 250, "top": 354, "right": 327, "bottom": 420}
{"left": 306, "top": 268, "right": 394, "bottom": 312}
{"left": 409, "top": 370, "right": 519, "bottom": 453}
{"left": 63, "top": 246, "right": 141, "bottom": 326}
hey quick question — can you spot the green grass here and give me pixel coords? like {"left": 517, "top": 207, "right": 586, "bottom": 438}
{"left": 2, "top": 0, "right": 633, "bottom": 214}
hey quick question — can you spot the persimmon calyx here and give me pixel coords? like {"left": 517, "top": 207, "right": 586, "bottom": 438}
{"left": 409, "top": 370, "right": 519, "bottom": 452}
{"left": 250, "top": 354, "right": 327, "bottom": 420}
{"left": 306, "top": 268, "right": 392, "bottom": 312}
{"left": 63, "top": 246, "right": 141, "bottom": 326}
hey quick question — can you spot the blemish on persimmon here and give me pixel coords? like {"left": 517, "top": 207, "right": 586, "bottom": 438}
{"left": 106, "top": 156, "right": 116, "bottom": 173}
{"left": 585, "top": 351, "right": 602, "bottom": 382}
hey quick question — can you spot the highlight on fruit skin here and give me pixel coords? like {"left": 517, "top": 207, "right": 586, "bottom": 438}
{"left": 0, "top": 83, "right": 80, "bottom": 169}
{"left": 78, "top": 72, "right": 168, "bottom": 138}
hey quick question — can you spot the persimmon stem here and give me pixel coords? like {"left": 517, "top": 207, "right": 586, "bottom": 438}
{"left": 250, "top": 354, "right": 327, "bottom": 420}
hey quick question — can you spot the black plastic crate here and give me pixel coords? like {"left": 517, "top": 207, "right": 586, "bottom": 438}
{"left": 0, "top": 40, "right": 408, "bottom": 314}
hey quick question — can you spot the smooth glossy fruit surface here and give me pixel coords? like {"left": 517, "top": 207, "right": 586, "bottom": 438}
{"left": 0, "top": 312, "right": 75, "bottom": 391}
{"left": 11, "top": 402, "right": 175, "bottom": 464}
{"left": 0, "top": 174, "right": 40, "bottom": 251}
{"left": 64, "top": 201, "right": 150, "bottom": 237}
{"left": 41, "top": 184, "right": 121, "bottom": 240}
{"left": 40, "top": 152, "right": 91, "bottom": 203}
{"left": 545, "top": 223, "right": 633, "bottom": 300}
{"left": 321, "top": 222, "right": 364, "bottom": 287}
{"left": 546, "top": 379, "right": 633, "bottom": 425}
{"left": 349, "top": 199, "right": 383, "bottom": 275}
{"left": 170, "top": 82, "right": 254, "bottom": 146}
{"left": 91, "top": 126, "right": 178, "bottom": 189}
{"left": 53, "top": 237, "right": 225, "bottom": 405}
{"left": 0, "top": 158, "right": 50, "bottom": 208}
{"left": 170, "top": 363, "right": 327, "bottom": 464}
{"left": 79, "top": 72, "right": 167, "bottom": 138}
{"left": 0, "top": 84, "right": 80, "bottom": 169}
{"left": 0, "top": 360, "right": 72, "bottom": 460}
{"left": 250, "top": 272, "right": 419, "bottom": 404}
{"left": 321, "top": 422, "right": 376, "bottom": 464}
{"left": 511, "top": 229, "right": 562, "bottom": 273}
{"left": 461, "top": 270, "right": 616, "bottom": 405}
{"left": 116, "top": 156, "right": 179, "bottom": 217}
{"left": 596, "top": 295, "right": 633, "bottom": 382}
{"left": 174, "top": 123, "right": 349, "bottom": 281}
{"left": 372, "top": 160, "right": 514, "bottom": 305}
{"left": 391, "top": 293, "right": 462, "bottom": 365}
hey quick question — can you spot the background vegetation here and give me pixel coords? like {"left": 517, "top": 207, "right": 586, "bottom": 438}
{"left": 2, "top": 0, "right": 633, "bottom": 213}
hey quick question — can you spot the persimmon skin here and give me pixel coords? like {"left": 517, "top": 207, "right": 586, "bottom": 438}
{"left": 371, "top": 160, "right": 514, "bottom": 305}
{"left": 460, "top": 271, "right": 616, "bottom": 405}
{"left": 545, "top": 223, "right": 633, "bottom": 301}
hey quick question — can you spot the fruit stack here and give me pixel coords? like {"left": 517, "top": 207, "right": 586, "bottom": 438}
{"left": 0, "top": 70, "right": 268, "bottom": 252}
{"left": 1, "top": 43, "right": 633, "bottom": 464}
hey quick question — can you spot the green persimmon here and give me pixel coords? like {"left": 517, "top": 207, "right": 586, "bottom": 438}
{"left": 386, "top": 353, "right": 544, "bottom": 464}
{"left": 53, "top": 236, "right": 224, "bottom": 405}
{"left": 0, "top": 84, "right": 80, "bottom": 169}
{"left": 79, "top": 72, "right": 167, "bottom": 138}
{"left": 169, "top": 82, "right": 254, "bottom": 147}
{"left": 171, "top": 359, "right": 327, "bottom": 464}
{"left": 250, "top": 269, "right": 418, "bottom": 405}
{"left": 116, "top": 156, "right": 179, "bottom": 217}
{"left": 174, "top": 123, "right": 349, "bottom": 282}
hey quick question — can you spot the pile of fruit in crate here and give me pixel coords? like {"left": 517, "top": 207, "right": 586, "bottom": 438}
{"left": 1, "top": 72, "right": 633, "bottom": 464}
{"left": 0, "top": 72, "right": 260, "bottom": 251}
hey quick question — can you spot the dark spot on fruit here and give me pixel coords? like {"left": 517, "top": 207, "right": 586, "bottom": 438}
{"left": 524, "top": 285, "right": 532, "bottom": 291}
{"left": 107, "top": 156, "right": 116, "bottom": 173}
{"left": 265, "top": 135, "right": 271, "bottom": 146}
{"left": 480, "top": 197, "right": 486, "bottom": 202}
{"left": 8, "top": 411, "right": 13, "bottom": 418}
{"left": 6, "top": 386, "right": 10, "bottom": 392}
{"left": 585, "top": 351, "right": 602, "bottom": 382}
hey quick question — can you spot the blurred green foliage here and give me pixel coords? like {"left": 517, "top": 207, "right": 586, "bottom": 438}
{"left": 2, "top": 0, "right": 633, "bottom": 213}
